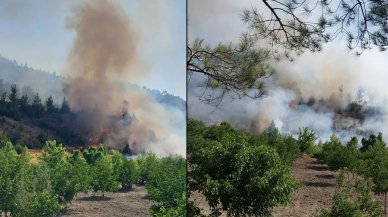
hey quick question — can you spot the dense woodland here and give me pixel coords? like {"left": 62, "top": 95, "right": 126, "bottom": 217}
{"left": 188, "top": 119, "right": 388, "bottom": 217}
{"left": 0, "top": 139, "right": 186, "bottom": 217}
{"left": 0, "top": 78, "right": 185, "bottom": 151}
{"left": 0, "top": 81, "right": 86, "bottom": 148}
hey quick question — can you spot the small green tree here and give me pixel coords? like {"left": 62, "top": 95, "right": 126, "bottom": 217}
{"left": 360, "top": 133, "right": 384, "bottom": 152}
{"left": 362, "top": 141, "right": 388, "bottom": 214}
{"left": 91, "top": 154, "right": 119, "bottom": 197}
{"left": 22, "top": 190, "right": 62, "bottom": 217}
{"left": 147, "top": 156, "right": 186, "bottom": 212}
{"left": 297, "top": 127, "right": 317, "bottom": 153}
{"left": 111, "top": 150, "right": 136, "bottom": 191}
{"left": 120, "top": 159, "right": 136, "bottom": 191}
{"left": 40, "top": 140, "right": 83, "bottom": 205}
{"left": 31, "top": 93, "right": 44, "bottom": 118}
{"left": 69, "top": 149, "right": 92, "bottom": 194}
{"left": 9, "top": 84, "right": 18, "bottom": 104}
{"left": 136, "top": 153, "right": 158, "bottom": 185}
{"left": 0, "top": 142, "right": 28, "bottom": 215}
{"left": 19, "top": 94, "right": 29, "bottom": 111}
{"left": 315, "top": 171, "right": 383, "bottom": 217}
{"left": 188, "top": 120, "right": 299, "bottom": 216}
{"left": 153, "top": 192, "right": 187, "bottom": 217}
{"left": 45, "top": 96, "right": 57, "bottom": 113}
{"left": 60, "top": 97, "right": 70, "bottom": 113}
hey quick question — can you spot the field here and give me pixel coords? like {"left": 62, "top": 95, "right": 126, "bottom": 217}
{"left": 272, "top": 155, "right": 337, "bottom": 217}
{"left": 60, "top": 185, "right": 153, "bottom": 217}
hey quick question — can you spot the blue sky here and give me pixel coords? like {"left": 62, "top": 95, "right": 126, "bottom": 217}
{"left": 0, "top": 0, "right": 186, "bottom": 98}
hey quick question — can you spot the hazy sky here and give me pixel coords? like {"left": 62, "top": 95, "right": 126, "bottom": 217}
{"left": 188, "top": 0, "right": 388, "bottom": 99}
{"left": 0, "top": 0, "right": 186, "bottom": 98}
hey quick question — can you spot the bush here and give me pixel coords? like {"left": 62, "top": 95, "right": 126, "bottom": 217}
{"left": 297, "top": 127, "right": 317, "bottom": 153}
{"left": 188, "top": 119, "right": 300, "bottom": 216}
{"left": 315, "top": 171, "right": 383, "bottom": 217}
{"left": 146, "top": 156, "right": 186, "bottom": 209}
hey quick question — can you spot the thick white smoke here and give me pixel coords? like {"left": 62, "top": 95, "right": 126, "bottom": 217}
{"left": 189, "top": 46, "right": 388, "bottom": 143}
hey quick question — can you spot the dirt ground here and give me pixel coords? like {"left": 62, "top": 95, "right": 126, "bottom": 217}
{"left": 189, "top": 155, "right": 338, "bottom": 217}
{"left": 272, "top": 155, "right": 337, "bottom": 217}
{"left": 60, "top": 185, "right": 153, "bottom": 217}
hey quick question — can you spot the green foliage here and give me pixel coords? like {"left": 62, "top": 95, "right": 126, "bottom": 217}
{"left": 31, "top": 93, "right": 44, "bottom": 118}
{"left": 319, "top": 134, "right": 349, "bottom": 170}
{"left": 91, "top": 154, "right": 119, "bottom": 196}
{"left": 111, "top": 150, "right": 136, "bottom": 191}
{"left": 0, "top": 142, "right": 63, "bottom": 216}
{"left": 0, "top": 137, "right": 185, "bottom": 216}
{"left": 360, "top": 133, "right": 384, "bottom": 152}
{"left": 360, "top": 141, "right": 388, "bottom": 196}
{"left": 134, "top": 153, "right": 186, "bottom": 216}
{"left": 45, "top": 96, "right": 57, "bottom": 113}
{"left": 120, "top": 159, "right": 136, "bottom": 191}
{"left": 297, "top": 127, "right": 317, "bottom": 153}
{"left": 188, "top": 119, "right": 299, "bottom": 216}
{"left": 152, "top": 192, "right": 186, "bottom": 217}
{"left": 267, "top": 127, "right": 301, "bottom": 166}
{"left": 83, "top": 146, "right": 104, "bottom": 164}
{"left": 136, "top": 153, "right": 159, "bottom": 185}
{"left": 147, "top": 156, "right": 186, "bottom": 209}
{"left": 9, "top": 84, "right": 17, "bottom": 104}
{"left": 69, "top": 149, "right": 92, "bottom": 193}
{"left": 315, "top": 171, "right": 383, "bottom": 217}
{"left": 242, "top": 0, "right": 388, "bottom": 58}
{"left": 40, "top": 140, "right": 81, "bottom": 204}
{"left": 187, "top": 36, "right": 274, "bottom": 104}
{"left": 0, "top": 142, "right": 27, "bottom": 214}
{"left": 314, "top": 133, "right": 388, "bottom": 213}
{"left": 22, "top": 190, "right": 62, "bottom": 217}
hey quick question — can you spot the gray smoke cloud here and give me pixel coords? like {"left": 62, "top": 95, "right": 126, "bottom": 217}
{"left": 188, "top": 0, "right": 388, "bottom": 144}
{"left": 64, "top": 0, "right": 185, "bottom": 156}
{"left": 188, "top": 47, "right": 388, "bottom": 142}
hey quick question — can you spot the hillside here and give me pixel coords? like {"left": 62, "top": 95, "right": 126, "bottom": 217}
{"left": 0, "top": 55, "right": 185, "bottom": 111}
{"left": 0, "top": 55, "right": 185, "bottom": 151}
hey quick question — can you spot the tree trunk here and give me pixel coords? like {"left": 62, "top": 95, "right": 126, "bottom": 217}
{"left": 384, "top": 192, "right": 387, "bottom": 215}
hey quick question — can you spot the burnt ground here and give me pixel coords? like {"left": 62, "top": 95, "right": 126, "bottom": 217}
{"left": 60, "top": 185, "right": 154, "bottom": 217}
{"left": 189, "top": 155, "right": 338, "bottom": 217}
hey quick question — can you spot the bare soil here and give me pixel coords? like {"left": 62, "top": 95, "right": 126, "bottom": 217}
{"left": 272, "top": 155, "right": 337, "bottom": 217}
{"left": 60, "top": 185, "right": 154, "bottom": 217}
{"left": 189, "top": 155, "right": 338, "bottom": 217}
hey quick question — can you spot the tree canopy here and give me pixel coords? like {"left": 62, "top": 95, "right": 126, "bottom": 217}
{"left": 242, "top": 0, "right": 388, "bottom": 58}
{"left": 187, "top": 36, "right": 274, "bottom": 105}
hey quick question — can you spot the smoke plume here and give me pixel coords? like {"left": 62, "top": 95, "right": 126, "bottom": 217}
{"left": 188, "top": 48, "right": 388, "bottom": 143}
{"left": 64, "top": 0, "right": 185, "bottom": 156}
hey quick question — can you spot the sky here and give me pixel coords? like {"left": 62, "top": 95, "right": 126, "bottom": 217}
{"left": 188, "top": 0, "right": 388, "bottom": 141}
{"left": 188, "top": 0, "right": 388, "bottom": 102}
{"left": 0, "top": 0, "right": 186, "bottom": 99}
